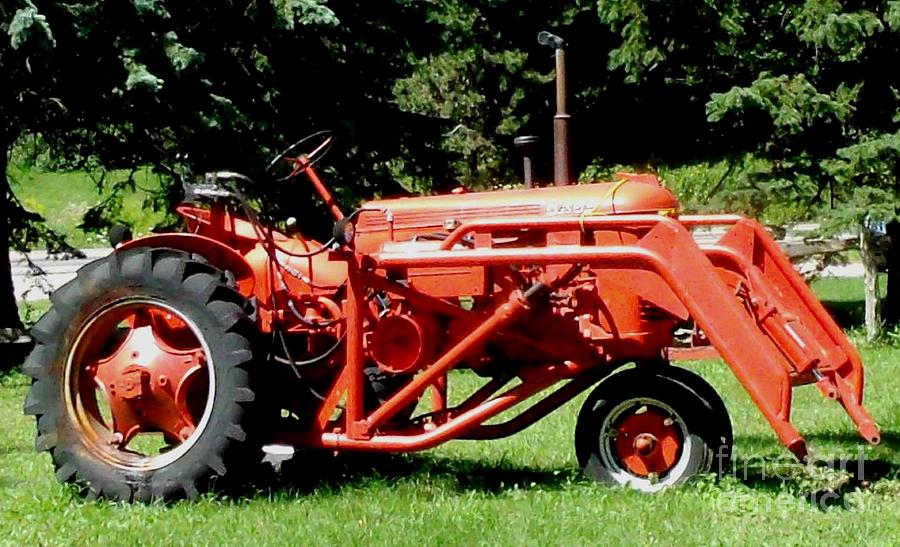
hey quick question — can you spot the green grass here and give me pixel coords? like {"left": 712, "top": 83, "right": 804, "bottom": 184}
{"left": 17, "top": 300, "right": 51, "bottom": 328}
{"left": 812, "top": 275, "right": 888, "bottom": 303}
{"left": 8, "top": 163, "right": 167, "bottom": 248}
{"left": 4, "top": 283, "right": 900, "bottom": 544}
{"left": 812, "top": 275, "right": 888, "bottom": 332}
{"left": 4, "top": 354, "right": 900, "bottom": 545}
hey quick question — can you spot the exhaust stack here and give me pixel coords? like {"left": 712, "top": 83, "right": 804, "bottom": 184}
{"left": 538, "top": 31, "right": 573, "bottom": 186}
{"left": 514, "top": 135, "right": 539, "bottom": 188}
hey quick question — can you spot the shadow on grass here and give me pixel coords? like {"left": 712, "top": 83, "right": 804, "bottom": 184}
{"left": 27, "top": 434, "right": 897, "bottom": 504}
{"left": 727, "top": 456, "right": 896, "bottom": 511}
{"left": 821, "top": 300, "right": 865, "bottom": 330}
{"left": 0, "top": 344, "right": 31, "bottom": 375}
{"left": 240, "top": 432, "right": 900, "bottom": 507}
{"left": 253, "top": 451, "right": 584, "bottom": 498}
{"left": 722, "top": 431, "right": 900, "bottom": 510}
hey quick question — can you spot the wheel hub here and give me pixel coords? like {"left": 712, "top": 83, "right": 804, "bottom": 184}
{"left": 115, "top": 366, "right": 150, "bottom": 400}
{"left": 613, "top": 408, "right": 683, "bottom": 477}
{"left": 74, "top": 307, "right": 208, "bottom": 451}
{"left": 633, "top": 433, "right": 658, "bottom": 456}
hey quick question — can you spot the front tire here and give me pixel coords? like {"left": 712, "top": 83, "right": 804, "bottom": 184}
{"left": 652, "top": 365, "right": 733, "bottom": 475}
{"left": 23, "top": 248, "right": 259, "bottom": 502}
{"left": 575, "top": 368, "right": 732, "bottom": 492}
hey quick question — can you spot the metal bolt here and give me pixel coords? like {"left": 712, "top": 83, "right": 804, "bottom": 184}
{"left": 634, "top": 433, "right": 658, "bottom": 456}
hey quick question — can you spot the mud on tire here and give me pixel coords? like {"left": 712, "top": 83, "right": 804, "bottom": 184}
{"left": 23, "top": 248, "right": 260, "bottom": 502}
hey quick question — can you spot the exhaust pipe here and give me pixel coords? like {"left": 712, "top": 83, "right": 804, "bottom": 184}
{"left": 514, "top": 135, "right": 539, "bottom": 188}
{"left": 538, "top": 31, "right": 572, "bottom": 186}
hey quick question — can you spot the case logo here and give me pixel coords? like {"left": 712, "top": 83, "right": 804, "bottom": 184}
{"left": 545, "top": 202, "right": 595, "bottom": 216}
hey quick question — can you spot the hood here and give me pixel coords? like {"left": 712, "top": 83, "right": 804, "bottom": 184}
{"left": 355, "top": 173, "right": 679, "bottom": 250}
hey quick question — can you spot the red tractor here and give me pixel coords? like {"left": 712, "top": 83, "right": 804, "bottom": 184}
{"left": 24, "top": 33, "right": 880, "bottom": 501}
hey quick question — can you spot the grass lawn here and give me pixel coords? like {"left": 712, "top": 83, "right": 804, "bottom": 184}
{"left": 7, "top": 163, "right": 167, "bottom": 248}
{"left": 3, "top": 285, "right": 899, "bottom": 544}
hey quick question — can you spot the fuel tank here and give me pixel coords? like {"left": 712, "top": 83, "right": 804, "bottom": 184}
{"left": 355, "top": 173, "right": 679, "bottom": 252}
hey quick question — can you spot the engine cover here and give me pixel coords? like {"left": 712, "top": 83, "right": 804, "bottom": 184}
{"left": 353, "top": 174, "right": 679, "bottom": 253}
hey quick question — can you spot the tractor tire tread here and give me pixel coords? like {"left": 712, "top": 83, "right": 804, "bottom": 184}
{"left": 23, "top": 247, "right": 261, "bottom": 502}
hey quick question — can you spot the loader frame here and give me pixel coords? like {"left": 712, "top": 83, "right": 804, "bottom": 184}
{"left": 277, "top": 213, "right": 879, "bottom": 461}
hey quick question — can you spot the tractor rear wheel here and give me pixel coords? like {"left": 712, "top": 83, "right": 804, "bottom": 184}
{"left": 23, "top": 248, "right": 260, "bottom": 502}
{"left": 575, "top": 368, "right": 732, "bottom": 492}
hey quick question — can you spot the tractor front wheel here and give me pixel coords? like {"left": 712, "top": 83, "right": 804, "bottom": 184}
{"left": 575, "top": 368, "right": 732, "bottom": 492}
{"left": 24, "top": 248, "right": 259, "bottom": 502}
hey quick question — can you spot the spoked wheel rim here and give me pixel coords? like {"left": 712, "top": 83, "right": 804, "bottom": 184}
{"left": 64, "top": 298, "right": 216, "bottom": 471}
{"left": 598, "top": 398, "right": 689, "bottom": 486}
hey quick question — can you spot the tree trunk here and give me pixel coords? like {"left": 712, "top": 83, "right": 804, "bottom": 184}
{"left": 860, "top": 224, "right": 880, "bottom": 341}
{"left": 0, "top": 142, "right": 23, "bottom": 331}
{"left": 884, "top": 220, "right": 900, "bottom": 328}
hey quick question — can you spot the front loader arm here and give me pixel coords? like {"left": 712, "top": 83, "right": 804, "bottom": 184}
{"left": 643, "top": 218, "right": 880, "bottom": 457}
{"left": 691, "top": 217, "right": 879, "bottom": 446}
{"left": 370, "top": 214, "right": 880, "bottom": 460}
{"left": 635, "top": 221, "right": 809, "bottom": 459}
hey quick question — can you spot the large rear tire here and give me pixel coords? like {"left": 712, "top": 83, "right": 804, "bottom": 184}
{"left": 23, "top": 248, "right": 260, "bottom": 502}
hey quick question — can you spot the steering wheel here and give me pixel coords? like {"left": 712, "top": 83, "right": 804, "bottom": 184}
{"left": 265, "top": 130, "right": 334, "bottom": 182}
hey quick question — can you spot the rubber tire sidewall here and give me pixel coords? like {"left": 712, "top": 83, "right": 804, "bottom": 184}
{"left": 26, "top": 249, "right": 256, "bottom": 501}
{"left": 652, "top": 365, "right": 733, "bottom": 475}
{"left": 575, "top": 370, "right": 717, "bottom": 492}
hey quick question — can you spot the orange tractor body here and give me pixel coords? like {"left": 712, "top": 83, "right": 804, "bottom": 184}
{"left": 135, "top": 171, "right": 876, "bottom": 460}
